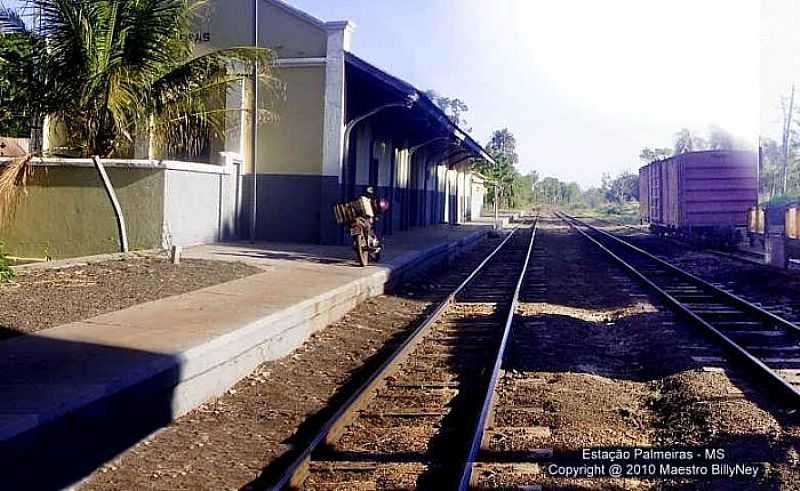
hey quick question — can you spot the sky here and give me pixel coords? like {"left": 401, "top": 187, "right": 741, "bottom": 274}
{"left": 762, "top": 0, "right": 800, "bottom": 143}
{"left": 286, "top": 0, "right": 768, "bottom": 188}
{"left": 3, "top": 1, "right": 793, "bottom": 188}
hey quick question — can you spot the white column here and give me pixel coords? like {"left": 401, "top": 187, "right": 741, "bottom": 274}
{"left": 320, "top": 21, "right": 355, "bottom": 244}
{"left": 241, "top": 79, "right": 255, "bottom": 174}
{"left": 321, "top": 21, "right": 354, "bottom": 180}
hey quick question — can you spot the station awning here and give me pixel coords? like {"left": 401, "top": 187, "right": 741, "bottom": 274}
{"left": 344, "top": 52, "right": 495, "bottom": 165}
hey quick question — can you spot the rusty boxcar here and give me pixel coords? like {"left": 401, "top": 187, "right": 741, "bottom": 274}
{"left": 639, "top": 150, "right": 758, "bottom": 246}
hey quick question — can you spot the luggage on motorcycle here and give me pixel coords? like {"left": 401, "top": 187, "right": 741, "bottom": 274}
{"left": 333, "top": 196, "right": 375, "bottom": 224}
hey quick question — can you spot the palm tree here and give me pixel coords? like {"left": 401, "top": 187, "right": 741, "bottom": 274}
{"left": 25, "top": 0, "right": 276, "bottom": 157}
{"left": 0, "top": 17, "right": 34, "bottom": 137}
{"left": 0, "top": 0, "right": 278, "bottom": 226}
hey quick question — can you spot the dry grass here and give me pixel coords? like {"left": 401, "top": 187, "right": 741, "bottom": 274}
{"left": 0, "top": 154, "right": 36, "bottom": 229}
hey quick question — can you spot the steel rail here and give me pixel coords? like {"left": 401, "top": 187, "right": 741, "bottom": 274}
{"left": 563, "top": 214, "right": 800, "bottom": 335}
{"left": 558, "top": 212, "right": 800, "bottom": 405}
{"left": 594, "top": 215, "right": 768, "bottom": 267}
{"left": 264, "top": 225, "right": 524, "bottom": 490}
{"left": 457, "top": 218, "right": 538, "bottom": 490}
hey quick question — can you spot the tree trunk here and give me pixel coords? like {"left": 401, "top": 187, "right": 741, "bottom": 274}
{"left": 29, "top": 119, "right": 43, "bottom": 154}
{"left": 92, "top": 156, "right": 129, "bottom": 253}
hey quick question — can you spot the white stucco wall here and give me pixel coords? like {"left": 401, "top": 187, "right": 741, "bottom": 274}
{"left": 162, "top": 165, "right": 239, "bottom": 247}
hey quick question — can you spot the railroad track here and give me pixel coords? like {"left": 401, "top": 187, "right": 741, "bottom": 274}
{"left": 558, "top": 212, "right": 800, "bottom": 405}
{"left": 589, "top": 215, "right": 780, "bottom": 267}
{"left": 588, "top": 216, "right": 800, "bottom": 322}
{"left": 260, "top": 219, "right": 538, "bottom": 490}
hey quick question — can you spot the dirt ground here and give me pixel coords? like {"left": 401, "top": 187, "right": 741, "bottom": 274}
{"left": 78, "top": 238, "right": 503, "bottom": 491}
{"left": 474, "top": 218, "right": 799, "bottom": 490}
{"left": 0, "top": 256, "right": 260, "bottom": 340}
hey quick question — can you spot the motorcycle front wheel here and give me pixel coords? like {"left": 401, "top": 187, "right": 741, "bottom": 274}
{"left": 354, "top": 233, "right": 369, "bottom": 266}
{"left": 368, "top": 230, "right": 381, "bottom": 263}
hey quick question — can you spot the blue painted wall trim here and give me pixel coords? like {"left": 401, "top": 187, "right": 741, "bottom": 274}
{"left": 241, "top": 174, "right": 339, "bottom": 244}
{"left": 240, "top": 174, "right": 451, "bottom": 245}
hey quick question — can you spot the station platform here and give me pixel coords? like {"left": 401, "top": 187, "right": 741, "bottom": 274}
{"left": 0, "top": 222, "right": 492, "bottom": 489}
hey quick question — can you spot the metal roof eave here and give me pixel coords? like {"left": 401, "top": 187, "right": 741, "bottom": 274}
{"left": 344, "top": 52, "right": 495, "bottom": 166}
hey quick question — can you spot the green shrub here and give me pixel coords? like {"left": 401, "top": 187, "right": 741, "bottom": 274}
{"left": 0, "top": 243, "right": 15, "bottom": 283}
{"left": 761, "top": 194, "right": 800, "bottom": 209}
{"left": 597, "top": 201, "right": 640, "bottom": 225}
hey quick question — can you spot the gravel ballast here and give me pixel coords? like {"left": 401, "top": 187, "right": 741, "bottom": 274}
{"left": 475, "top": 217, "right": 798, "bottom": 490}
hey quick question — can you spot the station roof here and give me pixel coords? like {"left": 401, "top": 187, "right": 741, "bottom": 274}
{"left": 344, "top": 52, "right": 495, "bottom": 165}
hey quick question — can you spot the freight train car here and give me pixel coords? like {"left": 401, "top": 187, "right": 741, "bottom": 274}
{"left": 639, "top": 150, "right": 758, "bottom": 247}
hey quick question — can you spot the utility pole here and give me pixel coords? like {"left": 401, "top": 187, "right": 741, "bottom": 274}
{"left": 493, "top": 182, "right": 498, "bottom": 230}
{"left": 782, "top": 84, "right": 795, "bottom": 195}
{"left": 249, "top": 0, "right": 259, "bottom": 242}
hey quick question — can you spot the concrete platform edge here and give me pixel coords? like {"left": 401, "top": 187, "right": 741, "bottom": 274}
{"left": 169, "top": 227, "right": 487, "bottom": 417}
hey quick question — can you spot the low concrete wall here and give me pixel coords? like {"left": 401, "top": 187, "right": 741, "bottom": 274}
{"left": 0, "top": 165, "right": 164, "bottom": 258}
{"left": 0, "top": 159, "right": 240, "bottom": 259}
{"left": 163, "top": 165, "right": 240, "bottom": 247}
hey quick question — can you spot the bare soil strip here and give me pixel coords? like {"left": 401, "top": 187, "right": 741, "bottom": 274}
{"left": 0, "top": 256, "right": 259, "bottom": 341}
{"left": 473, "top": 218, "right": 799, "bottom": 490}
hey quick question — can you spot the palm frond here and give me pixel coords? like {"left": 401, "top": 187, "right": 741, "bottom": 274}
{"left": 147, "top": 47, "right": 282, "bottom": 157}
{"left": 0, "top": 6, "right": 26, "bottom": 33}
{"left": 0, "top": 155, "right": 35, "bottom": 229}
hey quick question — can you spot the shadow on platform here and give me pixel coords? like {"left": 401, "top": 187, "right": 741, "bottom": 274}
{"left": 0, "top": 326, "right": 182, "bottom": 490}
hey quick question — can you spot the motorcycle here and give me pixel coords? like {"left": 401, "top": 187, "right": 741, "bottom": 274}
{"left": 334, "top": 188, "right": 390, "bottom": 266}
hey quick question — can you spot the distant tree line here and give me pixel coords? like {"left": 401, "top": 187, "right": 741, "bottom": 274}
{"left": 428, "top": 92, "right": 758, "bottom": 211}
{"left": 761, "top": 84, "right": 800, "bottom": 203}
{"left": 472, "top": 125, "right": 639, "bottom": 210}
{"left": 639, "top": 125, "right": 752, "bottom": 163}
{"left": 498, "top": 126, "right": 756, "bottom": 210}
{"left": 472, "top": 128, "right": 530, "bottom": 209}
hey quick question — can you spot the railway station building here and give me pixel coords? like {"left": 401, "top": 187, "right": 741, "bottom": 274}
{"left": 174, "top": 0, "right": 492, "bottom": 244}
